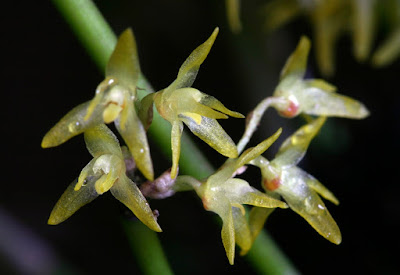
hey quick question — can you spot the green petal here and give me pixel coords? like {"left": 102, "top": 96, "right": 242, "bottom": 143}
{"left": 181, "top": 115, "right": 238, "bottom": 158}
{"left": 164, "top": 27, "right": 219, "bottom": 96}
{"left": 300, "top": 83, "right": 370, "bottom": 118}
{"left": 232, "top": 207, "right": 252, "bottom": 256}
{"left": 280, "top": 35, "right": 311, "bottom": 80}
{"left": 110, "top": 175, "right": 161, "bottom": 232}
{"left": 214, "top": 198, "right": 235, "bottom": 265}
{"left": 278, "top": 167, "right": 342, "bottom": 244}
{"left": 199, "top": 93, "right": 244, "bottom": 118}
{"left": 236, "top": 128, "right": 282, "bottom": 168}
{"left": 115, "top": 99, "right": 154, "bottom": 181}
{"left": 106, "top": 28, "right": 140, "bottom": 91}
{"left": 41, "top": 102, "right": 104, "bottom": 148}
{"left": 48, "top": 177, "right": 100, "bottom": 225}
{"left": 170, "top": 120, "right": 184, "bottom": 179}
{"left": 84, "top": 124, "right": 122, "bottom": 157}
{"left": 223, "top": 178, "right": 287, "bottom": 209}
{"left": 274, "top": 116, "right": 326, "bottom": 167}
{"left": 305, "top": 172, "right": 339, "bottom": 205}
{"left": 248, "top": 207, "right": 275, "bottom": 241}
{"left": 163, "top": 88, "right": 229, "bottom": 120}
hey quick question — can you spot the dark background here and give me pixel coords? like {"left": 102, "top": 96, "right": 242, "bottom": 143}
{"left": 2, "top": 0, "right": 399, "bottom": 274}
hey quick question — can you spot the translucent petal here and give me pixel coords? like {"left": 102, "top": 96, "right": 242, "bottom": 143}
{"left": 181, "top": 115, "right": 238, "bottom": 158}
{"left": 164, "top": 28, "right": 219, "bottom": 95}
{"left": 305, "top": 172, "right": 339, "bottom": 205}
{"left": 214, "top": 198, "right": 235, "bottom": 265}
{"left": 249, "top": 207, "right": 275, "bottom": 241}
{"left": 182, "top": 107, "right": 227, "bottom": 121}
{"left": 232, "top": 207, "right": 252, "bottom": 256}
{"left": 83, "top": 124, "right": 121, "bottom": 157}
{"left": 299, "top": 84, "right": 370, "bottom": 118}
{"left": 165, "top": 88, "right": 229, "bottom": 119}
{"left": 41, "top": 102, "right": 104, "bottom": 148}
{"left": 278, "top": 168, "right": 342, "bottom": 244}
{"left": 110, "top": 175, "right": 161, "bottom": 232}
{"left": 222, "top": 178, "right": 286, "bottom": 209}
{"left": 280, "top": 35, "right": 310, "bottom": 80}
{"left": 274, "top": 117, "right": 326, "bottom": 167}
{"left": 106, "top": 28, "right": 140, "bottom": 91}
{"left": 236, "top": 128, "right": 282, "bottom": 169}
{"left": 115, "top": 99, "right": 154, "bottom": 181}
{"left": 170, "top": 120, "right": 183, "bottom": 179}
{"left": 48, "top": 177, "right": 99, "bottom": 225}
{"left": 199, "top": 93, "right": 244, "bottom": 118}
{"left": 304, "top": 79, "right": 337, "bottom": 93}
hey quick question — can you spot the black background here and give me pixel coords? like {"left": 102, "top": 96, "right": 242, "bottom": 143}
{"left": 2, "top": 0, "right": 399, "bottom": 274}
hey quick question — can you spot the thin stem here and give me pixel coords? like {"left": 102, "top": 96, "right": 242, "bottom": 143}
{"left": 245, "top": 232, "right": 299, "bottom": 275}
{"left": 121, "top": 219, "right": 173, "bottom": 275}
{"left": 52, "top": 0, "right": 117, "bottom": 71}
{"left": 237, "top": 96, "right": 285, "bottom": 154}
{"left": 51, "top": 0, "right": 298, "bottom": 273}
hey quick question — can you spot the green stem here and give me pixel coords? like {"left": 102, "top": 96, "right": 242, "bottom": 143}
{"left": 51, "top": 0, "right": 299, "bottom": 273}
{"left": 121, "top": 219, "right": 173, "bottom": 275}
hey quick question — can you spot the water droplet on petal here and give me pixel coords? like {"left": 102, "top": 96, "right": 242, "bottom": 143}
{"left": 68, "top": 121, "right": 81, "bottom": 133}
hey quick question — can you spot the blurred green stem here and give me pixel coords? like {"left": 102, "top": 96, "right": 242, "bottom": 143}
{"left": 51, "top": 0, "right": 298, "bottom": 274}
{"left": 121, "top": 219, "right": 173, "bottom": 275}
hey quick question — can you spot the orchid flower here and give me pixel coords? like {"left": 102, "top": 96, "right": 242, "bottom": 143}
{"left": 175, "top": 129, "right": 287, "bottom": 264}
{"left": 48, "top": 124, "right": 161, "bottom": 232}
{"left": 41, "top": 28, "right": 154, "bottom": 180}
{"left": 250, "top": 116, "right": 341, "bottom": 244}
{"left": 271, "top": 35, "right": 369, "bottom": 119}
{"left": 140, "top": 27, "right": 244, "bottom": 179}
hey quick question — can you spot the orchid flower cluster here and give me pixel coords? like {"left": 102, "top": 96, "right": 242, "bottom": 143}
{"left": 42, "top": 27, "right": 369, "bottom": 264}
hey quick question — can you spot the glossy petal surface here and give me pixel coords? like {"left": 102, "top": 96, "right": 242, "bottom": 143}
{"left": 110, "top": 175, "right": 161, "bottom": 232}
{"left": 48, "top": 124, "right": 160, "bottom": 231}
{"left": 106, "top": 28, "right": 140, "bottom": 91}
{"left": 273, "top": 36, "right": 369, "bottom": 119}
{"left": 41, "top": 102, "right": 103, "bottom": 148}
{"left": 48, "top": 177, "right": 99, "bottom": 225}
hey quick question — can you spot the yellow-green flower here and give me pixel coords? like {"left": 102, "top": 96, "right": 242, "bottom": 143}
{"left": 48, "top": 124, "right": 161, "bottom": 232}
{"left": 141, "top": 27, "right": 244, "bottom": 179}
{"left": 271, "top": 35, "right": 369, "bottom": 119}
{"left": 176, "top": 129, "right": 287, "bottom": 264}
{"left": 250, "top": 116, "right": 341, "bottom": 244}
{"left": 41, "top": 28, "right": 154, "bottom": 180}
